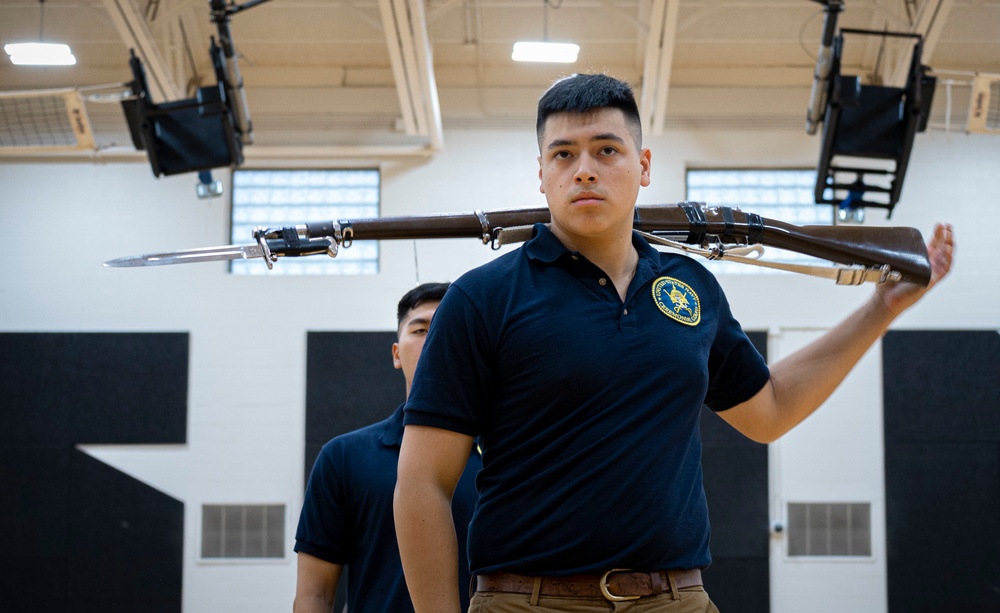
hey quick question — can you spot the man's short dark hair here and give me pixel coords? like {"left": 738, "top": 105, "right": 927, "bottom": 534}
{"left": 396, "top": 282, "right": 450, "bottom": 332}
{"left": 536, "top": 73, "right": 642, "bottom": 148}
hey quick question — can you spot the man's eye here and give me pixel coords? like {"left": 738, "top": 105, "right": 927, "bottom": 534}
{"left": 553, "top": 150, "right": 572, "bottom": 160}
{"left": 599, "top": 146, "right": 618, "bottom": 155}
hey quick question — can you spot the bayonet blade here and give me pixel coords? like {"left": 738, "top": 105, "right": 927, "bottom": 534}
{"left": 103, "top": 243, "right": 266, "bottom": 267}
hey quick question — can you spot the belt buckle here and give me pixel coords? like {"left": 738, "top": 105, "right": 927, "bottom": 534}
{"left": 599, "top": 568, "right": 640, "bottom": 602}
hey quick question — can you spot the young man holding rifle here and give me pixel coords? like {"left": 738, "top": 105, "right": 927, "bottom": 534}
{"left": 394, "top": 73, "right": 954, "bottom": 612}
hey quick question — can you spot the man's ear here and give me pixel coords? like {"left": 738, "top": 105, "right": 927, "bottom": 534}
{"left": 538, "top": 156, "right": 545, "bottom": 194}
{"left": 392, "top": 342, "right": 402, "bottom": 370}
{"left": 639, "top": 148, "right": 652, "bottom": 187}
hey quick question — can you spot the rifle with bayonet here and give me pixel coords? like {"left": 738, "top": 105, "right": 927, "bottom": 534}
{"left": 104, "top": 202, "right": 932, "bottom": 287}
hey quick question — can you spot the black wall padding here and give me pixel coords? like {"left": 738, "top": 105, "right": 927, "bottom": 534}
{"left": 0, "top": 332, "right": 188, "bottom": 445}
{"left": 68, "top": 449, "right": 184, "bottom": 610}
{"left": 700, "top": 330, "right": 770, "bottom": 613}
{"left": 883, "top": 330, "right": 1000, "bottom": 613}
{"left": 0, "top": 332, "right": 188, "bottom": 613}
{"left": 304, "top": 332, "right": 403, "bottom": 481}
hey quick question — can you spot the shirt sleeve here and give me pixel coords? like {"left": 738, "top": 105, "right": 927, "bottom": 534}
{"left": 293, "top": 440, "right": 353, "bottom": 564}
{"left": 404, "top": 284, "right": 491, "bottom": 437}
{"left": 703, "top": 284, "right": 771, "bottom": 412}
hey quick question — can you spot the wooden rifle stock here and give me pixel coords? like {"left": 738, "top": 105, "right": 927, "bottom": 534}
{"left": 305, "top": 203, "right": 931, "bottom": 286}
{"left": 633, "top": 204, "right": 931, "bottom": 285}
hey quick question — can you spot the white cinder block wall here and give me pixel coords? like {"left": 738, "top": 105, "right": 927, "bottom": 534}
{"left": 2, "top": 126, "right": 997, "bottom": 613}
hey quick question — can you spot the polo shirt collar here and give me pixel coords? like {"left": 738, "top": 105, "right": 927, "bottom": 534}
{"left": 379, "top": 403, "right": 406, "bottom": 448}
{"left": 524, "top": 222, "right": 662, "bottom": 269}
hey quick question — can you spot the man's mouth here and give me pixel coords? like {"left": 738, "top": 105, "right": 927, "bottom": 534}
{"left": 571, "top": 193, "right": 603, "bottom": 205}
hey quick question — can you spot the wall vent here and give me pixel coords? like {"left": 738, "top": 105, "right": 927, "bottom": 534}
{"left": 0, "top": 88, "right": 95, "bottom": 151}
{"left": 787, "top": 502, "right": 871, "bottom": 557}
{"left": 201, "top": 504, "right": 285, "bottom": 559}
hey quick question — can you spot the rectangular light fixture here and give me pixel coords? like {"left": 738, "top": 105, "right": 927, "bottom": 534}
{"left": 5, "top": 42, "right": 76, "bottom": 66}
{"left": 512, "top": 41, "right": 579, "bottom": 63}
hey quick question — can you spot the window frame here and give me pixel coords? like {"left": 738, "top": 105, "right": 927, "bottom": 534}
{"left": 684, "top": 167, "right": 834, "bottom": 275}
{"left": 228, "top": 167, "right": 381, "bottom": 276}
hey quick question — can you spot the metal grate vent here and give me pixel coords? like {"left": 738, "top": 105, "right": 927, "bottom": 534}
{"left": 0, "top": 89, "right": 95, "bottom": 150}
{"left": 787, "top": 502, "right": 871, "bottom": 557}
{"left": 201, "top": 504, "right": 285, "bottom": 558}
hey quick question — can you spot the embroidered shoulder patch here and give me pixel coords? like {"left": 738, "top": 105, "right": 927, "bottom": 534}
{"left": 652, "top": 276, "right": 701, "bottom": 326}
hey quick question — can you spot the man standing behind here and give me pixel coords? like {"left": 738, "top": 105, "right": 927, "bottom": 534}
{"left": 394, "top": 73, "right": 954, "bottom": 612}
{"left": 293, "top": 282, "right": 480, "bottom": 612}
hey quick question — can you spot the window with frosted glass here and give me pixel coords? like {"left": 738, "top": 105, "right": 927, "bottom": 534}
{"left": 230, "top": 169, "right": 379, "bottom": 275}
{"left": 685, "top": 169, "right": 832, "bottom": 275}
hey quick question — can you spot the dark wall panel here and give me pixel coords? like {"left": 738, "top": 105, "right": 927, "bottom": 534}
{"left": 884, "top": 330, "right": 1000, "bottom": 442}
{"left": 885, "top": 443, "right": 999, "bottom": 612}
{"left": 69, "top": 449, "right": 184, "bottom": 612}
{"left": 0, "top": 446, "right": 70, "bottom": 555}
{"left": 701, "top": 557, "right": 770, "bottom": 613}
{"left": 884, "top": 330, "right": 1000, "bottom": 613}
{"left": 304, "top": 331, "right": 403, "bottom": 476}
{"left": 0, "top": 332, "right": 188, "bottom": 613}
{"left": 700, "top": 330, "right": 769, "bottom": 613}
{"left": 702, "top": 444, "right": 769, "bottom": 558}
{"left": 0, "top": 333, "right": 188, "bottom": 445}
{"left": 0, "top": 557, "right": 67, "bottom": 612}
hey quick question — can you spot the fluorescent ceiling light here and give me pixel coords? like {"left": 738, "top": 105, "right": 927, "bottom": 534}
{"left": 512, "top": 41, "right": 579, "bottom": 63}
{"left": 5, "top": 42, "right": 76, "bottom": 66}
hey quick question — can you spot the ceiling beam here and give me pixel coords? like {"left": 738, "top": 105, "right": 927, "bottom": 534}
{"left": 639, "top": 0, "right": 680, "bottom": 136}
{"left": 887, "top": 0, "right": 954, "bottom": 87}
{"left": 145, "top": 0, "right": 200, "bottom": 27}
{"left": 378, "top": 0, "right": 444, "bottom": 150}
{"left": 101, "top": 0, "right": 182, "bottom": 102}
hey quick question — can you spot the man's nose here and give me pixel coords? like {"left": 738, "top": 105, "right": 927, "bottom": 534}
{"left": 573, "top": 154, "right": 597, "bottom": 183}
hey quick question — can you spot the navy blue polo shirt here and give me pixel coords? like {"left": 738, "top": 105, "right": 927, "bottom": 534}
{"left": 404, "top": 224, "right": 769, "bottom": 576}
{"left": 295, "top": 404, "right": 481, "bottom": 612}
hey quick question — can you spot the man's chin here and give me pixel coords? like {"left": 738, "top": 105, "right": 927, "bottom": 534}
{"left": 550, "top": 218, "right": 621, "bottom": 242}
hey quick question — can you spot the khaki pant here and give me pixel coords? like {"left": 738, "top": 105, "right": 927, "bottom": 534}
{"left": 469, "top": 586, "right": 721, "bottom": 612}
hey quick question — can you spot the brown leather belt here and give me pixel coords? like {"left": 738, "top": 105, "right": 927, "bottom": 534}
{"left": 475, "top": 568, "right": 703, "bottom": 602}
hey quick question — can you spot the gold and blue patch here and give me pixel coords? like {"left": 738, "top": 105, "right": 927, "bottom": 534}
{"left": 652, "top": 276, "right": 701, "bottom": 326}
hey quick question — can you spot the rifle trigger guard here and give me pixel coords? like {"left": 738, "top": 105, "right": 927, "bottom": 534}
{"left": 475, "top": 210, "right": 491, "bottom": 245}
